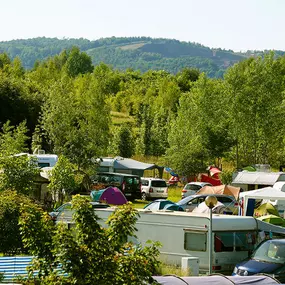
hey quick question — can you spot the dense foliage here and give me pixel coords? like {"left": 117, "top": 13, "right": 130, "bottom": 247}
{"left": 1, "top": 46, "right": 285, "bottom": 178}
{"left": 19, "top": 195, "right": 161, "bottom": 284}
{"left": 0, "top": 190, "right": 33, "bottom": 255}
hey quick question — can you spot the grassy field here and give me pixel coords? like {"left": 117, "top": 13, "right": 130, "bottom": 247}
{"left": 133, "top": 186, "right": 182, "bottom": 208}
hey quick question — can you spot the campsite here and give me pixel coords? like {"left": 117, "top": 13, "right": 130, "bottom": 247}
{"left": 3, "top": 151, "right": 285, "bottom": 283}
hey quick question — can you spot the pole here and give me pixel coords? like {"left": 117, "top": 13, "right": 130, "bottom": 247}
{"left": 209, "top": 208, "right": 212, "bottom": 275}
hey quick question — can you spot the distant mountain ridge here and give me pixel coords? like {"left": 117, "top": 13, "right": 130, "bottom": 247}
{"left": 0, "top": 36, "right": 284, "bottom": 77}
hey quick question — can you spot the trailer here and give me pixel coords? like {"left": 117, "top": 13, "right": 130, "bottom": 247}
{"left": 61, "top": 208, "right": 285, "bottom": 274}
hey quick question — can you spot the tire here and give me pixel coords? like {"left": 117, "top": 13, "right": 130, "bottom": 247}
{"left": 141, "top": 192, "right": 147, "bottom": 201}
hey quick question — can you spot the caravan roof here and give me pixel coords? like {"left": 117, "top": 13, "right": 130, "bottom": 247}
{"left": 232, "top": 171, "right": 285, "bottom": 186}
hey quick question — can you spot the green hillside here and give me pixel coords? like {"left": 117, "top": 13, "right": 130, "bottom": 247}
{"left": 0, "top": 36, "right": 283, "bottom": 77}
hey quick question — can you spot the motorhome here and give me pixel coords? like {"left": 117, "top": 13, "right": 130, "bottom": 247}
{"left": 59, "top": 208, "right": 285, "bottom": 274}
{"left": 15, "top": 152, "right": 58, "bottom": 168}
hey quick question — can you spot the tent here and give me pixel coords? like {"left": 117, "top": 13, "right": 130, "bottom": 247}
{"left": 144, "top": 199, "right": 184, "bottom": 211}
{"left": 196, "top": 185, "right": 241, "bottom": 200}
{"left": 257, "top": 214, "right": 285, "bottom": 227}
{"left": 98, "top": 157, "right": 164, "bottom": 178}
{"left": 240, "top": 187, "right": 285, "bottom": 216}
{"left": 90, "top": 186, "right": 127, "bottom": 205}
{"left": 254, "top": 202, "right": 279, "bottom": 217}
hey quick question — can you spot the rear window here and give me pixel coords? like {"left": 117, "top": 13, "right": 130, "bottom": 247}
{"left": 151, "top": 180, "right": 167, "bottom": 187}
{"left": 125, "top": 177, "right": 140, "bottom": 185}
{"left": 141, "top": 179, "right": 149, "bottom": 186}
{"left": 185, "top": 184, "right": 201, "bottom": 191}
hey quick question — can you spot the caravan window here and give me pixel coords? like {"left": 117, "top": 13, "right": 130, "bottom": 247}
{"left": 184, "top": 232, "right": 207, "bottom": 251}
{"left": 214, "top": 231, "right": 256, "bottom": 252}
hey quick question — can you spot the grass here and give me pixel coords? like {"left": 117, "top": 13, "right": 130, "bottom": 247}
{"left": 157, "top": 263, "right": 191, "bottom": 277}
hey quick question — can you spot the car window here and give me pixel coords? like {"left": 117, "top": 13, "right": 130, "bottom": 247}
{"left": 151, "top": 180, "right": 167, "bottom": 187}
{"left": 185, "top": 184, "right": 201, "bottom": 191}
{"left": 133, "top": 177, "right": 140, "bottom": 185}
{"left": 189, "top": 198, "right": 199, "bottom": 204}
{"left": 141, "top": 179, "right": 149, "bottom": 186}
{"left": 218, "top": 197, "right": 233, "bottom": 203}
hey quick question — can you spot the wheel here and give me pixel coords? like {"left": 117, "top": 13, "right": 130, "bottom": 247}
{"left": 141, "top": 192, "right": 147, "bottom": 201}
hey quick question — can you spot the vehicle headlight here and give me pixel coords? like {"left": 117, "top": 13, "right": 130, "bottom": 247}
{"left": 233, "top": 267, "right": 238, "bottom": 274}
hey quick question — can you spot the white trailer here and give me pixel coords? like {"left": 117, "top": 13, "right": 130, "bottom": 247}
{"left": 61, "top": 208, "right": 285, "bottom": 274}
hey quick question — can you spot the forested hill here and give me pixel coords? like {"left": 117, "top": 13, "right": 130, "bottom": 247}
{"left": 0, "top": 36, "right": 284, "bottom": 77}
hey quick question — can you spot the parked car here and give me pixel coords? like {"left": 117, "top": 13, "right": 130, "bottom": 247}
{"left": 176, "top": 194, "right": 239, "bottom": 214}
{"left": 181, "top": 182, "right": 212, "bottom": 198}
{"left": 233, "top": 239, "right": 285, "bottom": 282}
{"left": 49, "top": 201, "right": 110, "bottom": 221}
{"left": 90, "top": 172, "right": 141, "bottom": 201}
{"left": 141, "top": 178, "right": 168, "bottom": 200}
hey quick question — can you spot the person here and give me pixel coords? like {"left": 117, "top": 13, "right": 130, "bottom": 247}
{"left": 275, "top": 244, "right": 285, "bottom": 259}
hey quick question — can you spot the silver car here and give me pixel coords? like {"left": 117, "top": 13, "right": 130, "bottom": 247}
{"left": 177, "top": 194, "right": 238, "bottom": 214}
{"left": 181, "top": 182, "right": 212, "bottom": 198}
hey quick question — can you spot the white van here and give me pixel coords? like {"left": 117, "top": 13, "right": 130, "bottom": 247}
{"left": 141, "top": 178, "right": 168, "bottom": 200}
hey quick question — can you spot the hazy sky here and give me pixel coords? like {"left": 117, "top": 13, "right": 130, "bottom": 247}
{"left": 1, "top": 0, "right": 284, "bottom": 51}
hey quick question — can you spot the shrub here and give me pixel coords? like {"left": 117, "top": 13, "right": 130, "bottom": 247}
{"left": 19, "top": 195, "right": 161, "bottom": 284}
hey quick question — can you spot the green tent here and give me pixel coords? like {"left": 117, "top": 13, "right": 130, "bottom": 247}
{"left": 254, "top": 202, "right": 279, "bottom": 217}
{"left": 257, "top": 214, "right": 285, "bottom": 226}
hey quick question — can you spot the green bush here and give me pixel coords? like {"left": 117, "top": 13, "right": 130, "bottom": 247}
{"left": 0, "top": 190, "right": 32, "bottom": 255}
{"left": 19, "top": 195, "right": 161, "bottom": 284}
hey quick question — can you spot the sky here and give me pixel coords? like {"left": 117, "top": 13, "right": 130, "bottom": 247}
{"left": 1, "top": 0, "right": 285, "bottom": 52}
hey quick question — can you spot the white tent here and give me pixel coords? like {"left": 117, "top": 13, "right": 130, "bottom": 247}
{"left": 240, "top": 187, "right": 285, "bottom": 216}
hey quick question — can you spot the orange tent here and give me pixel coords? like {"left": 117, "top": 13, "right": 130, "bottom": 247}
{"left": 196, "top": 185, "right": 241, "bottom": 200}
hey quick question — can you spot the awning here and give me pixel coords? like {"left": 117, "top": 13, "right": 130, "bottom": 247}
{"left": 232, "top": 171, "right": 285, "bottom": 185}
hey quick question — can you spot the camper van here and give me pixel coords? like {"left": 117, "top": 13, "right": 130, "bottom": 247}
{"left": 15, "top": 152, "right": 58, "bottom": 168}
{"left": 33, "top": 154, "right": 58, "bottom": 168}
{"left": 60, "top": 208, "right": 285, "bottom": 274}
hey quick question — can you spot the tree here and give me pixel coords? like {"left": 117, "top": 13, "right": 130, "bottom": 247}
{"left": 224, "top": 53, "right": 285, "bottom": 168}
{"left": 19, "top": 195, "right": 161, "bottom": 284}
{"left": 0, "top": 190, "right": 33, "bottom": 255}
{"left": 109, "top": 124, "right": 134, "bottom": 158}
{"left": 48, "top": 155, "right": 78, "bottom": 204}
{"left": 0, "top": 122, "right": 40, "bottom": 195}
{"left": 41, "top": 75, "right": 110, "bottom": 169}
{"left": 63, "top": 46, "right": 93, "bottom": 78}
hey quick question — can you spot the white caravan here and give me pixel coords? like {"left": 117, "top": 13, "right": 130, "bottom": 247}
{"left": 60, "top": 208, "right": 285, "bottom": 274}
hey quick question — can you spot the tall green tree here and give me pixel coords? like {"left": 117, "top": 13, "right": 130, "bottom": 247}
{"left": 42, "top": 75, "right": 110, "bottom": 168}
{"left": 63, "top": 46, "right": 93, "bottom": 78}
{"left": 224, "top": 53, "right": 285, "bottom": 168}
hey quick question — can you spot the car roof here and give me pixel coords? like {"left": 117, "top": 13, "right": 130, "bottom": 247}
{"left": 185, "top": 182, "right": 212, "bottom": 186}
{"left": 187, "top": 194, "right": 234, "bottom": 198}
{"left": 142, "top": 177, "right": 165, "bottom": 180}
{"left": 97, "top": 172, "right": 140, "bottom": 178}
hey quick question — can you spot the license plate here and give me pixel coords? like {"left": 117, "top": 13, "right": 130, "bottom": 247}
{"left": 157, "top": 190, "right": 164, "bottom": 193}
{"left": 125, "top": 193, "right": 131, "bottom": 196}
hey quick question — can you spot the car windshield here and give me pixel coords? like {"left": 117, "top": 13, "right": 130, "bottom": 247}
{"left": 176, "top": 196, "right": 196, "bottom": 205}
{"left": 252, "top": 240, "right": 285, "bottom": 264}
{"left": 151, "top": 180, "right": 167, "bottom": 187}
